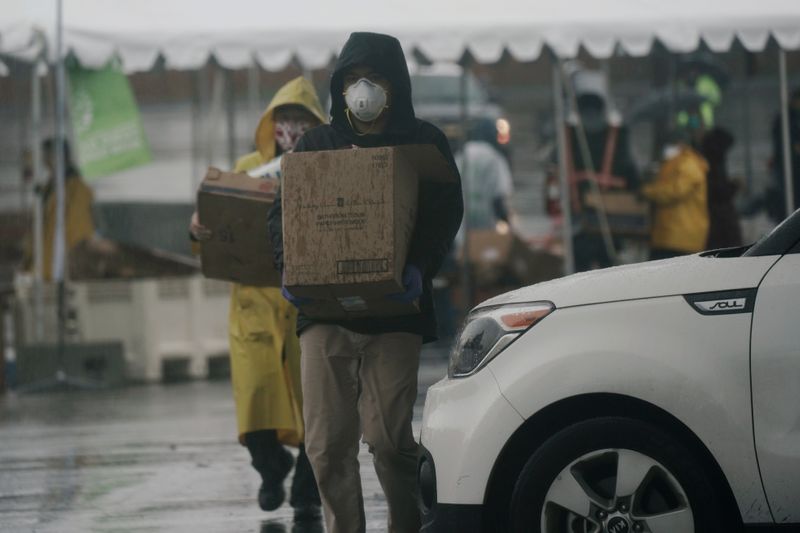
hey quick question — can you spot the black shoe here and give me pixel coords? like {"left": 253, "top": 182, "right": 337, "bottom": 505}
{"left": 293, "top": 503, "right": 322, "bottom": 523}
{"left": 260, "top": 521, "right": 288, "bottom": 533}
{"left": 258, "top": 482, "right": 287, "bottom": 512}
{"left": 257, "top": 447, "right": 294, "bottom": 511}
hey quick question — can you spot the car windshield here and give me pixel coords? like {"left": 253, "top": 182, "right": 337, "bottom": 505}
{"left": 743, "top": 208, "right": 800, "bottom": 257}
{"left": 411, "top": 74, "right": 488, "bottom": 105}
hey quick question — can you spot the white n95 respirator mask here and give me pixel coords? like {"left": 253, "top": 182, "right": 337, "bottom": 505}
{"left": 344, "top": 78, "right": 388, "bottom": 122}
{"left": 662, "top": 144, "right": 681, "bottom": 161}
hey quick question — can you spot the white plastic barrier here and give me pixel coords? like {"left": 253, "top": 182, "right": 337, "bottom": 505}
{"left": 16, "top": 275, "right": 230, "bottom": 382}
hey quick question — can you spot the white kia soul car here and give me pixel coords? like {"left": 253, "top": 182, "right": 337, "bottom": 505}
{"left": 419, "top": 209, "right": 800, "bottom": 533}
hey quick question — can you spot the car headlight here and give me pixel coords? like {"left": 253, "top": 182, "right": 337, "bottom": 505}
{"left": 448, "top": 302, "right": 554, "bottom": 378}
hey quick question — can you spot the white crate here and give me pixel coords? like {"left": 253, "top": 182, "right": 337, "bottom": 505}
{"left": 16, "top": 275, "right": 230, "bottom": 382}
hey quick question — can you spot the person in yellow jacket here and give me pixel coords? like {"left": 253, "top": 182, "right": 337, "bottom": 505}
{"left": 190, "top": 77, "right": 326, "bottom": 519}
{"left": 641, "top": 135, "right": 710, "bottom": 260}
{"left": 23, "top": 138, "right": 109, "bottom": 281}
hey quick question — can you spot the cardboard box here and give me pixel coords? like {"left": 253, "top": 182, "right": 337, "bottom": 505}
{"left": 463, "top": 229, "right": 563, "bottom": 288}
{"left": 197, "top": 167, "right": 281, "bottom": 287}
{"left": 507, "top": 236, "right": 563, "bottom": 286}
{"left": 463, "top": 228, "right": 514, "bottom": 287}
{"left": 281, "top": 144, "right": 457, "bottom": 319}
{"left": 582, "top": 190, "right": 650, "bottom": 237}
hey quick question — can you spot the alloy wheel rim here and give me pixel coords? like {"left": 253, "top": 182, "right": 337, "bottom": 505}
{"left": 539, "top": 448, "right": 693, "bottom": 533}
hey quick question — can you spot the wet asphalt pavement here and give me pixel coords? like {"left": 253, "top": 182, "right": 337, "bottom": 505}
{"left": 0, "top": 347, "right": 451, "bottom": 533}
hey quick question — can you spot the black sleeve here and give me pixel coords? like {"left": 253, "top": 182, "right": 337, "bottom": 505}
{"left": 614, "top": 127, "right": 640, "bottom": 189}
{"left": 492, "top": 196, "right": 510, "bottom": 223}
{"left": 267, "top": 135, "right": 311, "bottom": 273}
{"left": 405, "top": 127, "right": 464, "bottom": 278}
{"left": 267, "top": 184, "right": 284, "bottom": 272}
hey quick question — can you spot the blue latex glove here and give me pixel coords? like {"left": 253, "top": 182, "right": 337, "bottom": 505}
{"left": 387, "top": 264, "right": 423, "bottom": 303}
{"left": 281, "top": 274, "right": 312, "bottom": 307}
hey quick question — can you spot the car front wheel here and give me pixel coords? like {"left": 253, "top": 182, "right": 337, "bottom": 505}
{"left": 510, "top": 416, "right": 731, "bottom": 533}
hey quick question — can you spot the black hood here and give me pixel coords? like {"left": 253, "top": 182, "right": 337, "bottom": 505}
{"left": 330, "top": 32, "right": 416, "bottom": 143}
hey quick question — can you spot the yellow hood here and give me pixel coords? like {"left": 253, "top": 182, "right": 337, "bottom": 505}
{"left": 254, "top": 76, "right": 327, "bottom": 162}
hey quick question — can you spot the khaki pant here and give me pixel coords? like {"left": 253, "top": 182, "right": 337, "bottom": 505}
{"left": 299, "top": 325, "right": 422, "bottom": 533}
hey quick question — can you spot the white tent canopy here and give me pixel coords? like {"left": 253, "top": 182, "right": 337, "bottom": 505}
{"left": 0, "top": 21, "right": 41, "bottom": 63}
{"left": 3, "top": 0, "right": 800, "bottom": 72}
{"left": 2, "top": 0, "right": 797, "bottom": 278}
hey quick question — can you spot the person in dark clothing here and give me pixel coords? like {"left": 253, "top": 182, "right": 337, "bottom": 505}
{"left": 566, "top": 93, "right": 639, "bottom": 272}
{"left": 267, "top": 32, "right": 463, "bottom": 533}
{"left": 700, "top": 127, "right": 743, "bottom": 249}
{"left": 766, "top": 88, "right": 800, "bottom": 222}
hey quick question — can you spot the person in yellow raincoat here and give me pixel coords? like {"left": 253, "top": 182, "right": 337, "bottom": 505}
{"left": 190, "top": 77, "right": 326, "bottom": 519}
{"left": 23, "top": 138, "right": 100, "bottom": 281}
{"left": 641, "top": 132, "right": 710, "bottom": 260}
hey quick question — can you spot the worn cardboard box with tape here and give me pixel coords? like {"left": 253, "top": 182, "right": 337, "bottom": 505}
{"left": 197, "top": 167, "right": 281, "bottom": 286}
{"left": 281, "top": 144, "right": 457, "bottom": 319}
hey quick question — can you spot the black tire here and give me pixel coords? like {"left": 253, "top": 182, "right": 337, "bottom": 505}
{"left": 509, "top": 416, "right": 733, "bottom": 533}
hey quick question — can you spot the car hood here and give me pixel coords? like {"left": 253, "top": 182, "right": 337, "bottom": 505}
{"left": 479, "top": 253, "right": 780, "bottom": 310}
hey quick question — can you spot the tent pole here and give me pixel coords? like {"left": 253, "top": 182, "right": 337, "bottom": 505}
{"left": 19, "top": 0, "right": 70, "bottom": 392}
{"left": 31, "top": 55, "right": 44, "bottom": 342}
{"left": 459, "top": 61, "right": 473, "bottom": 308}
{"left": 248, "top": 59, "right": 260, "bottom": 135}
{"left": 552, "top": 59, "right": 575, "bottom": 275}
{"left": 190, "top": 70, "right": 200, "bottom": 191}
{"left": 207, "top": 63, "right": 224, "bottom": 169}
{"left": 53, "top": 0, "right": 66, "bottom": 289}
{"left": 18, "top": 0, "right": 102, "bottom": 392}
{"left": 779, "top": 48, "right": 795, "bottom": 216}
{"left": 53, "top": 0, "right": 68, "bottom": 374}
{"left": 225, "top": 68, "right": 236, "bottom": 170}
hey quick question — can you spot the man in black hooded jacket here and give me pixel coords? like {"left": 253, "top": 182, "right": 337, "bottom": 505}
{"left": 267, "top": 32, "right": 463, "bottom": 533}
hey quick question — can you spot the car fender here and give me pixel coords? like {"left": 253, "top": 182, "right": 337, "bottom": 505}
{"left": 421, "top": 368, "right": 524, "bottom": 504}
{"left": 489, "top": 295, "right": 772, "bottom": 523}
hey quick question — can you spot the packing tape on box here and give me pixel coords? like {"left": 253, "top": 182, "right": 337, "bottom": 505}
{"left": 337, "top": 296, "right": 369, "bottom": 312}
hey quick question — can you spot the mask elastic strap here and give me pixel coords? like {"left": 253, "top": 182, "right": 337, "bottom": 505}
{"left": 346, "top": 107, "right": 391, "bottom": 136}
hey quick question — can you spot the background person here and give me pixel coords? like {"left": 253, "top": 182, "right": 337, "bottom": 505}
{"left": 23, "top": 137, "right": 112, "bottom": 281}
{"left": 676, "top": 58, "right": 724, "bottom": 132}
{"left": 766, "top": 87, "right": 800, "bottom": 222}
{"left": 566, "top": 93, "right": 639, "bottom": 271}
{"left": 456, "top": 118, "right": 514, "bottom": 232}
{"left": 453, "top": 119, "right": 514, "bottom": 319}
{"left": 700, "top": 127, "right": 743, "bottom": 249}
{"left": 641, "top": 131, "right": 709, "bottom": 260}
{"left": 268, "top": 32, "right": 463, "bottom": 533}
{"left": 190, "top": 77, "right": 325, "bottom": 521}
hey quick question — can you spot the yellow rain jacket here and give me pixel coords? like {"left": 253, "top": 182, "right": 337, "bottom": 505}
{"left": 642, "top": 146, "right": 709, "bottom": 254}
{"left": 29, "top": 175, "right": 96, "bottom": 281}
{"left": 228, "top": 77, "right": 326, "bottom": 446}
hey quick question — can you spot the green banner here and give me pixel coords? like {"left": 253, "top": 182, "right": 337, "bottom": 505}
{"left": 68, "top": 59, "right": 151, "bottom": 180}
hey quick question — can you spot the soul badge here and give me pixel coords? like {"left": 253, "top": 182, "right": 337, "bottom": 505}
{"left": 684, "top": 289, "right": 757, "bottom": 316}
{"left": 695, "top": 298, "right": 746, "bottom": 312}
